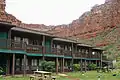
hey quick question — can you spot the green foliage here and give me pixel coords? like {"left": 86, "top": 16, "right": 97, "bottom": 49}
{"left": 73, "top": 64, "right": 80, "bottom": 71}
{"left": 0, "top": 67, "right": 3, "bottom": 75}
{"left": 0, "top": 67, "right": 3, "bottom": 73}
{"left": 114, "top": 61, "right": 120, "bottom": 69}
{"left": 40, "top": 60, "right": 55, "bottom": 72}
{"left": 88, "top": 63, "right": 97, "bottom": 70}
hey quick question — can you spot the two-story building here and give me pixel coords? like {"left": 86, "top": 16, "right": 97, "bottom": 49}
{"left": 0, "top": 22, "right": 103, "bottom": 76}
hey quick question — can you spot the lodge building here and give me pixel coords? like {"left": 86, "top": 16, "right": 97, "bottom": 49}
{"left": 0, "top": 22, "right": 103, "bottom": 75}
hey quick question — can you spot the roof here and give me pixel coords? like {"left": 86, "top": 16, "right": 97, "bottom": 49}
{"left": 11, "top": 27, "right": 54, "bottom": 37}
{"left": 77, "top": 43, "right": 92, "bottom": 47}
{"left": 53, "top": 37, "right": 76, "bottom": 43}
{"left": 0, "top": 21, "right": 16, "bottom": 27}
{"left": 92, "top": 47, "right": 104, "bottom": 51}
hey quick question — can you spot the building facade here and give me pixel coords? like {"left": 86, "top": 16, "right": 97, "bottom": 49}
{"left": 0, "top": 22, "right": 103, "bottom": 75}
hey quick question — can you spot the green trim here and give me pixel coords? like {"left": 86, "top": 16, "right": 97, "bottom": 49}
{"left": 26, "top": 53, "right": 42, "bottom": 56}
{"left": 74, "top": 57, "right": 100, "bottom": 60}
{"left": 85, "top": 58, "right": 100, "bottom": 60}
{"left": 44, "top": 54, "right": 64, "bottom": 58}
{"left": 74, "top": 57, "right": 86, "bottom": 59}
{"left": 0, "top": 49, "right": 26, "bottom": 54}
{"left": 44, "top": 54, "right": 57, "bottom": 57}
{"left": 64, "top": 56, "right": 72, "bottom": 59}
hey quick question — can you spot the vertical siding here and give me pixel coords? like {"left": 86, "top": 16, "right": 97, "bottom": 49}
{"left": 0, "top": 32, "right": 8, "bottom": 39}
{"left": 45, "top": 38, "right": 51, "bottom": 53}
{"left": 0, "top": 32, "right": 8, "bottom": 48}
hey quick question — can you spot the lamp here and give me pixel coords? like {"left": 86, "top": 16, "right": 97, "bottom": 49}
{"left": 92, "top": 52, "right": 95, "bottom": 55}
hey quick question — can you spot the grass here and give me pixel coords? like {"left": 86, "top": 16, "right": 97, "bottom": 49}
{"left": 58, "top": 71, "right": 120, "bottom": 80}
{"left": 0, "top": 71, "right": 120, "bottom": 80}
{"left": 0, "top": 76, "right": 29, "bottom": 80}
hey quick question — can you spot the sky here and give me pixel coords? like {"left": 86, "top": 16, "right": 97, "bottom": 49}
{"left": 6, "top": 0, "right": 105, "bottom": 25}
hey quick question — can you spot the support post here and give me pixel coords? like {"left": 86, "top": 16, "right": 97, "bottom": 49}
{"left": 23, "top": 54, "right": 27, "bottom": 76}
{"left": 62, "top": 58, "right": 64, "bottom": 73}
{"left": 12, "top": 54, "right": 15, "bottom": 76}
{"left": 42, "top": 36, "right": 45, "bottom": 60}
{"left": 6, "top": 55, "right": 10, "bottom": 75}
{"left": 60, "top": 58, "right": 62, "bottom": 72}
{"left": 80, "top": 59, "right": 83, "bottom": 72}
{"left": 100, "top": 52, "right": 103, "bottom": 69}
{"left": 71, "top": 58, "right": 74, "bottom": 71}
{"left": 96, "top": 60, "right": 97, "bottom": 67}
{"left": 56, "top": 57, "right": 58, "bottom": 74}
{"left": 51, "top": 39, "right": 53, "bottom": 53}
{"left": 28, "top": 58, "right": 32, "bottom": 72}
{"left": 8, "top": 29, "right": 11, "bottom": 48}
{"left": 20, "top": 58, "right": 22, "bottom": 71}
{"left": 71, "top": 43, "right": 74, "bottom": 71}
{"left": 89, "top": 48, "right": 92, "bottom": 58}
{"left": 85, "top": 60, "right": 87, "bottom": 72}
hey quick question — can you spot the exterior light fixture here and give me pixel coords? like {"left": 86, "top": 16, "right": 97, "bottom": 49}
{"left": 92, "top": 52, "right": 95, "bottom": 55}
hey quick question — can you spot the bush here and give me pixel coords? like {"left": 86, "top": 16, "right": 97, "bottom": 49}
{"left": 0, "top": 67, "right": 3, "bottom": 75}
{"left": 88, "top": 63, "right": 97, "bottom": 70}
{"left": 73, "top": 64, "right": 80, "bottom": 71}
{"left": 114, "top": 61, "right": 120, "bottom": 69}
{"left": 40, "top": 60, "right": 55, "bottom": 72}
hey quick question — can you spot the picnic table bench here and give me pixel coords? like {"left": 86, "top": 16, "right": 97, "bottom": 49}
{"left": 30, "top": 71, "right": 56, "bottom": 80}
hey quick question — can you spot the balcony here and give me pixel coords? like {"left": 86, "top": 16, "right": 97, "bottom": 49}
{"left": 0, "top": 39, "right": 43, "bottom": 53}
{"left": 55, "top": 48, "right": 63, "bottom": 55}
{"left": 63, "top": 50, "right": 72, "bottom": 56}
{"left": 74, "top": 52, "right": 81, "bottom": 58}
{"left": 0, "top": 39, "right": 24, "bottom": 50}
{"left": 0, "top": 39, "right": 102, "bottom": 59}
{"left": 26, "top": 44, "right": 43, "bottom": 53}
{"left": 0, "top": 39, "right": 10, "bottom": 49}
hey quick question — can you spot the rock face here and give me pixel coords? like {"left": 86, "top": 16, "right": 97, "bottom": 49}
{"left": 0, "top": 0, "right": 21, "bottom": 25}
{"left": 1, "top": 0, "right": 120, "bottom": 42}
{"left": 1, "top": 0, "right": 120, "bottom": 58}
{"left": 48, "top": 0, "right": 120, "bottom": 39}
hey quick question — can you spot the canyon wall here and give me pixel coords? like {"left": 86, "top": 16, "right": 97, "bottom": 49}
{"left": 1, "top": 0, "right": 120, "bottom": 41}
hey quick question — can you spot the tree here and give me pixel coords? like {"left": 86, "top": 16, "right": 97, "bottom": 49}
{"left": 73, "top": 64, "right": 80, "bottom": 71}
{"left": 40, "top": 60, "right": 55, "bottom": 72}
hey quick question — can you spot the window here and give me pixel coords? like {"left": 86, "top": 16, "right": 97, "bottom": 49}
{"left": 33, "top": 40, "right": 38, "bottom": 45}
{"left": 57, "top": 45, "right": 61, "bottom": 49}
{"left": 23, "top": 38, "right": 29, "bottom": 44}
{"left": 16, "top": 58, "right": 20, "bottom": 66}
{"left": 82, "top": 49, "right": 85, "bottom": 53}
{"left": 86, "top": 50, "right": 88, "bottom": 54}
{"left": 78, "top": 49, "right": 81, "bottom": 52}
{"left": 65, "top": 46, "right": 67, "bottom": 50}
{"left": 14, "top": 37, "right": 21, "bottom": 42}
{"left": 31, "top": 59, "right": 37, "bottom": 66}
{"left": 39, "top": 59, "right": 41, "bottom": 66}
{"left": 22, "top": 59, "right": 28, "bottom": 66}
{"left": 69, "top": 46, "right": 72, "bottom": 51}
{"left": 53, "top": 44, "right": 56, "bottom": 48}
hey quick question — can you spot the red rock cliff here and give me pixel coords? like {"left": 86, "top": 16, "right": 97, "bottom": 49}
{"left": 1, "top": 0, "right": 120, "bottom": 40}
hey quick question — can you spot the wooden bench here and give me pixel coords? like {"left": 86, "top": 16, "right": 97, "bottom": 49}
{"left": 51, "top": 76, "right": 56, "bottom": 80}
{"left": 30, "top": 75, "right": 44, "bottom": 80}
{"left": 30, "top": 75, "right": 35, "bottom": 80}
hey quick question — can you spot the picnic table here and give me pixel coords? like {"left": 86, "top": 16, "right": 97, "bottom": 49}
{"left": 30, "top": 71, "right": 54, "bottom": 80}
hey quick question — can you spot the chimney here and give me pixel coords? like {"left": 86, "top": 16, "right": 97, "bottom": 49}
{"left": 0, "top": 0, "right": 6, "bottom": 12}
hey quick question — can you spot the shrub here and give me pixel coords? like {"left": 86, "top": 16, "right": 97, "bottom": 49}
{"left": 88, "top": 63, "right": 97, "bottom": 70}
{"left": 0, "top": 67, "right": 3, "bottom": 75}
{"left": 40, "top": 60, "right": 55, "bottom": 72}
{"left": 114, "top": 61, "right": 120, "bottom": 69}
{"left": 73, "top": 64, "right": 80, "bottom": 71}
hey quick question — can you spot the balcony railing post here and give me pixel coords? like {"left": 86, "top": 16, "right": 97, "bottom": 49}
{"left": 42, "top": 35, "right": 45, "bottom": 60}
{"left": 71, "top": 43, "right": 74, "bottom": 71}
{"left": 100, "top": 51, "right": 103, "bottom": 69}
